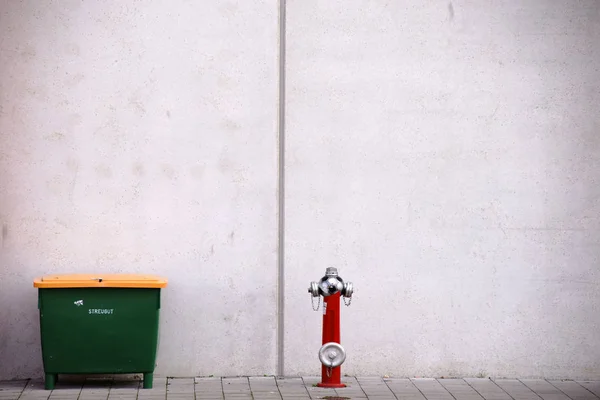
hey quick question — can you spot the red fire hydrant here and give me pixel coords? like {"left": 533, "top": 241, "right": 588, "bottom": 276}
{"left": 308, "top": 267, "right": 354, "bottom": 388}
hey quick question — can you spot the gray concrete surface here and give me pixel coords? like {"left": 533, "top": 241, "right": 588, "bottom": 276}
{"left": 284, "top": 0, "right": 600, "bottom": 378}
{"left": 0, "top": 0, "right": 279, "bottom": 379}
{"left": 2, "top": 377, "right": 600, "bottom": 400}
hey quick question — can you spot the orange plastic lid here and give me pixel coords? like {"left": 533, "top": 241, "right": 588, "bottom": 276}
{"left": 33, "top": 273, "right": 168, "bottom": 289}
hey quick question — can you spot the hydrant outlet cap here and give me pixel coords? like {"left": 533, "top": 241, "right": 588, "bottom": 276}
{"left": 318, "top": 342, "right": 346, "bottom": 368}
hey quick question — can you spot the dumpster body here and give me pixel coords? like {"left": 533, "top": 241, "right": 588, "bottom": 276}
{"left": 33, "top": 274, "right": 168, "bottom": 390}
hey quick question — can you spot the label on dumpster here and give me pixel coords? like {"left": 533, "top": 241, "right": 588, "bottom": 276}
{"left": 88, "top": 308, "right": 114, "bottom": 315}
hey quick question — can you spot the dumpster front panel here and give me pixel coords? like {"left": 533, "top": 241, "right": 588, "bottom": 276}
{"left": 38, "top": 287, "right": 161, "bottom": 374}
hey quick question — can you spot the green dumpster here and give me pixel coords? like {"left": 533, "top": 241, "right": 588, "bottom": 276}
{"left": 33, "top": 274, "right": 168, "bottom": 390}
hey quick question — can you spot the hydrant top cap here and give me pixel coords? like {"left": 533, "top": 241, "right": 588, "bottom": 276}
{"left": 325, "top": 267, "right": 338, "bottom": 276}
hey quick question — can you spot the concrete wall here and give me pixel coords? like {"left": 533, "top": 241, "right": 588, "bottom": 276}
{"left": 284, "top": 0, "right": 600, "bottom": 379}
{"left": 1, "top": 0, "right": 600, "bottom": 380}
{"left": 0, "top": 1, "right": 279, "bottom": 378}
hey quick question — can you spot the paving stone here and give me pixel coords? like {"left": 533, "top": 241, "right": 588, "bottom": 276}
{"left": 81, "top": 387, "right": 111, "bottom": 393}
{"left": 48, "top": 396, "right": 81, "bottom": 400}
{"left": 439, "top": 378, "right": 484, "bottom": 400}
{"left": 576, "top": 382, "right": 600, "bottom": 399}
{"left": 464, "top": 379, "right": 511, "bottom": 400}
{"left": 196, "top": 378, "right": 221, "bottom": 383}
{"left": 520, "top": 380, "right": 570, "bottom": 400}
{"left": 18, "top": 387, "right": 52, "bottom": 400}
{"left": 364, "top": 397, "right": 397, "bottom": 400}
{"left": 384, "top": 378, "right": 425, "bottom": 400}
{"left": 0, "top": 395, "right": 22, "bottom": 400}
{"left": 492, "top": 379, "right": 540, "bottom": 400}
{"left": 0, "top": 381, "right": 28, "bottom": 390}
{"left": 549, "top": 381, "right": 599, "bottom": 400}
{"left": 409, "top": 378, "right": 453, "bottom": 400}
{"left": 140, "top": 389, "right": 168, "bottom": 396}
{"left": 109, "top": 391, "right": 139, "bottom": 396}
{"left": 19, "top": 396, "right": 52, "bottom": 400}
{"left": 169, "top": 379, "right": 195, "bottom": 386}
{"left": 80, "top": 392, "right": 110, "bottom": 397}
{"left": 113, "top": 381, "right": 141, "bottom": 388}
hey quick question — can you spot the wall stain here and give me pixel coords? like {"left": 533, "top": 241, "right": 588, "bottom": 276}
{"left": 166, "top": 110, "right": 171, "bottom": 119}
{"left": 65, "top": 73, "right": 85, "bottom": 88}
{"left": 46, "top": 176, "right": 66, "bottom": 195}
{"left": 67, "top": 158, "right": 80, "bottom": 203}
{"left": 65, "top": 43, "right": 81, "bottom": 57}
{"left": 190, "top": 165, "right": 205, "bottom": 179}
{"left": 161, "top": 164, "right": 176, "bottom": 179}
{"left": 95, "top": 164, "right": 112, "bottom": 178}
{"left": 129, "top": 98, "right": 146, "bottom": 115}
{"left": 132, "top": 162, "right": 145, "bottom": 177}
{"left": 1, "top": 224, "right": 7, "bottom": 247}
{"left": 45, "top": 132, "right": 65, "bottom": 142}
{"left": 66, "top": 157, "right": 79, "bottom": 172}
{"left": 223, "top": 118, "right": 241, "bottom": 131}
{"left": 229, "top": 231, "right": 235, "bottom": 244}
{"left": 68, "top": 113, "right": 83, "bottom": 128}
{"left": 218, "top": 156, "right": 234, "bottom": 173}
{"left": 217, "top": 75, "right": 232, "bottom": 89}
{"left": 19, "top": 46, "right": 36, "bottom": 62}
{"left": 448, "top": 2, "right": 454, "bottom": 21}
{"left": 53, "top": 218, "right": 68, "bottom": 228}
{"left": 219, "top": 1, "right": 239, "bottom": 17}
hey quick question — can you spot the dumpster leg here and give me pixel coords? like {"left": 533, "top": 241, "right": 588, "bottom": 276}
{"left": 143, "top": 373, "right": 153, "bottom": 389}
{"left": 45, "top": 373, "right": 57, "bottom": 390}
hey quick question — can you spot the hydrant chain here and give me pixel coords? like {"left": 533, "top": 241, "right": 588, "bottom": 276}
{"left": 343, "top": 296, "right": 352, "bottom": 307}
{"left": 311, "top": 295, "right": 321, "bottom": 311}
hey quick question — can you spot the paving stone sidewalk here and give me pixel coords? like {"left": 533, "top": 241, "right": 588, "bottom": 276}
{"left": 1, "top": 377, "right": 599, "bottom": 400}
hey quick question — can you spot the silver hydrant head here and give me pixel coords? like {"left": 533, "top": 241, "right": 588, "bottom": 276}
{"left": 308, "top": 267, "right": 353, "bottom": 298}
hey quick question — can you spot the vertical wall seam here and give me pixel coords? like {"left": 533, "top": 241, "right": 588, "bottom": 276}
{"left": 276, "top": 0, "right": 286, "bottom": 378}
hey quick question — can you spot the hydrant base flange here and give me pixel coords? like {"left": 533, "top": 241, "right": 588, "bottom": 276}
{"left": 316, "top": 383, "right": 347, "bottom": 388}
